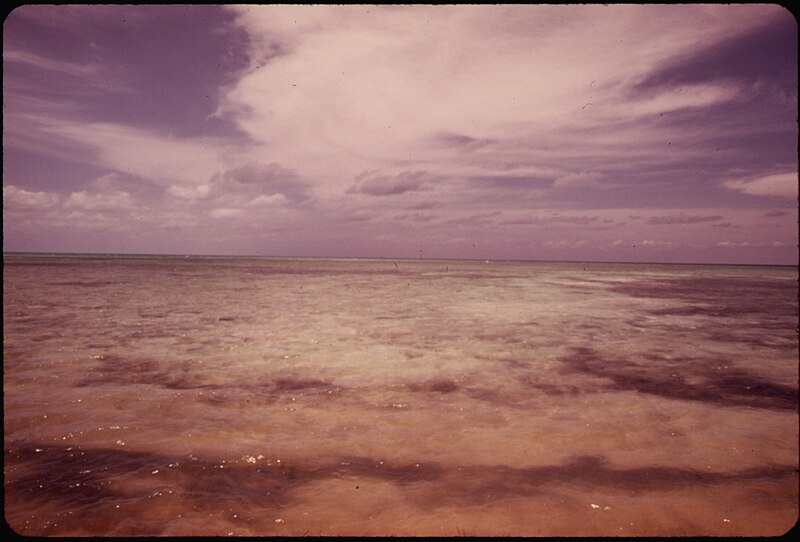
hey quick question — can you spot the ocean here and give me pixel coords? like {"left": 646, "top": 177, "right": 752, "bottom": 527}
{"left": 3, "top": 253, "right": 798, "bottom": 536}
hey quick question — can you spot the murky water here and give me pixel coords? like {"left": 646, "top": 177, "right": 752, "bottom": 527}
{"left": 4, "top": 254, "right": 798, "bottom": 536}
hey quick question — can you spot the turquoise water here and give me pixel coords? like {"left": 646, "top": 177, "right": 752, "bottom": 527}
{"left": 4, "top": 254, "right": 798, "bottom": 536}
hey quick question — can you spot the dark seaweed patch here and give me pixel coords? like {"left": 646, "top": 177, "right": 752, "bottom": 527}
{"left": 75, "top": 355, "right": 222, "bottom": 391}
{"left": 50, "top": 281, "right": 125, "bottom": 287}
{"left": 521, "top": 380, "right": 584, "bottom": 397}
{"left": 6, "top": 440, "right": 796, "bottom": 536}
{"left": 76, "top": 358, "right": 341, "bottom": 402}
{"left": 608, "top": 275, "right": 798, "bottom": 349}
{"left": 612, "top": 276, "right": 797, "bottom": 324}
{"left": 271, "top": 377, "right": 336, "bottom": 393}
{"left": 561, "top": 347, "right": 798, "bottom": 411}
{"left": 406, "top": 379, "right": 459, "bottom": 394}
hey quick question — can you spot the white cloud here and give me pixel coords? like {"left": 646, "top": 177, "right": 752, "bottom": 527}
{"left": 26, "top": 116, "right": 246, "bottom": 187}
{"left": 169, "top": 184, "right": 212, "bottom": 200}
{"left": 64, "top": 190, "right": 134, "bottom": 211}
{"left": 216, "top": 4, "right": 776, "bottom": 195}
{"left": 723, "top": 172, "right": 798, "bottom": 199}
{"left": 247, "top": 193, "right": 289, "bottom": 207}
{"left": 716, "top": 240, "right": 785, "bottom": 248}
{"left": 3, "top": 185, "right": 62, "bottom": 209}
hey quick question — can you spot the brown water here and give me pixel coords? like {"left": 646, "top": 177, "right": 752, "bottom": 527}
{"left": 3, "top": 254, "right": 798, "bottom": 536}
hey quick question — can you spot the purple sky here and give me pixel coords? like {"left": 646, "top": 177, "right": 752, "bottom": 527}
{"left": 3, "top": 5, "right": 797, "bottom": 264}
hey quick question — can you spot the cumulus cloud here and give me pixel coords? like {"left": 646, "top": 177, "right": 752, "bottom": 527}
{"left": 64, "top": 190, "right": 134, "bottom": 211}
{"left": 163, "top": 161, "right": 309, "bottom": 214}
{"left": 3, "top": 185, "right": 62, "bottom": 210}
{"left": 724, "top": 172, "right": 798, "bottom": 198}
{"left": 168, "top": 184, "right": 212, "bottom": 201}
{"left": 247, "top": 193, "right": 289, "bottom": 207}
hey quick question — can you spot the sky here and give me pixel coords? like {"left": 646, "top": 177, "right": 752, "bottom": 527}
{"left": 3, "top": 4, "right": 798, "bottom": 264}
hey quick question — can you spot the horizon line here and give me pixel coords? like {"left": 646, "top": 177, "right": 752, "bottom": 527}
{"left": 3, "top": 251, "right": 797, "bottom": 269}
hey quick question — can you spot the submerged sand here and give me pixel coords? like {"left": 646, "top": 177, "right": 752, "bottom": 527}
{"left": 4, "top": 255, "right": 798, "bottom": 536}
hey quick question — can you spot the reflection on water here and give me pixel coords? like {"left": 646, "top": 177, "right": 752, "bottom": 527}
{"left": 4, "top": 255, "right": 798, "bottom": 536}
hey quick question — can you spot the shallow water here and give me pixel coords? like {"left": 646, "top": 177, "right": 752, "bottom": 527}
{"left": 4, "top": 254, "right": 798, "bottom": 536}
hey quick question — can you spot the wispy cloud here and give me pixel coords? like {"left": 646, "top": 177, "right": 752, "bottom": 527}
{"left": 3, "top": 49, "right": 100, "bottom": 77}
{"left": 724, "top": 172, "right": 798, "bottom": 198}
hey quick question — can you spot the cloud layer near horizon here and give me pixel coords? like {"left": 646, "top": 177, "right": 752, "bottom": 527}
{"left": 3, "top": 5, "right": 797, "bottom": 264}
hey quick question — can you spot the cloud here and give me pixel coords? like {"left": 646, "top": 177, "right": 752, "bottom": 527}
{"left": 405, "top": 200, "right": 442, "bottom": 210}
{"left": 64, "top": 190, "right": 134, "bottom": 212}
{"left": 21, "top": 116, "right": 246, "bottom": 188}
{"left": 3, "top": 185, "right": 62, "bottom": 210}
{"left": 218, "top": 5, "right": 780, "bottom": 192}
{"left": 168, "top": 184, "right": 212, "bottom": 201}
{"left": 347, "top": 170, "right": 437, "bottom": 196}
{"left": 724, "top": 172, "right": 798, "bottom": 198}
{"left": 761, "top": 210, "right": 788, "bottom": 217}
{"left": 220, "top": 162, "right": 297, "bottom": 186}
{"left": 213, "top": 162, "right": 308, "bottom": 201}
{"left": 247, "top": 193, "right": 289, "bottom": 207}
{"left": 391, "top": 211, "right": 438, "bottom": 223}
{"left": 639, "top": 239, "right": 673, "bottom": 247}
{"left": 209, "top": 207, "right": 245, "bottom": 219}
{"left": 501, "top": 214, "right": 600, "bottom": 226}
{"left": 432, "top": 132, "right": 495, "bottom": 153}
{"left": 340, "top": 210, "right": 378, "bottom": 223}
{"left": 646, "top": 214, "right": 724, "bottom": 225}
{"left": 619, "top": 82, "right": 743, "bottom": 120}
{"left": 446, "top": 211, "right": 502, "bottom": 226}
{"left": 3, "top": 49, "right": 99, "bottom": 78}
{"left": 552, "top": 172, "right": 606, "bottom": 188}
{"left": 164, "top": 161, "right": 307, "bottom": 211}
